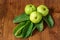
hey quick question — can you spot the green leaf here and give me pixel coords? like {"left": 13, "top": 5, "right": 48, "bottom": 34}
{"left": 43, "top": 14, "right": 54, "bottom": 28}
{"left": 24, "top": 22, "right": 33, "bottom": 38}
{"left": 35, "top": 20, "right": 44, "bottom": 32}
{"left": 13, "top": 21, "right": 30, "bottom": 38}
{"left": 32, "top": 24, "right": 37, "bottom": 32}
{"left": 15, "top": 29, "right": 23, "bottom": 38}
{"left": 29, "top": 24, "right": 37, "bottom": 36}
{"left": 13, "top": 22, "right": 25, "bottom": 36}
{"left": 29, "top": 21, "right": 44, "bottom": 36}
{"left": 20, "top": 21, "right": 31, "bottom": 38}
{"left": 13, "top": 13, "right": 30, "bottom": 23}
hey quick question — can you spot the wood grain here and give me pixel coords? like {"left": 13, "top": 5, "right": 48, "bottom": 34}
{"left": 0, "top": 0, "right": 60, "bottom": 40}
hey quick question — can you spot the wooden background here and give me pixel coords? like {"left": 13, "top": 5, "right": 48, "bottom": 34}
{"left": 0, "top": 0, "right": 60, "bottom": 40}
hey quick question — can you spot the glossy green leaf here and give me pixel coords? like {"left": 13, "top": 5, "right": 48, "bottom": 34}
{"left": 43, "top": 14, "right": 54, "bottom": 28}
{"left": 13, "top": 22, "right": 25, "bottom": 36}
{"left": 24, "top": 22, "right": 33, "bottom": 38}
{"left": 20, "top": 21, "right": 31, "bottom": 38}
{"left": 36, "top": 20, "right": 44, "bottom": 32}
{"left": 13, "top": 13, "right": 30, "bottom": 23}
{"left": 30, "top": 24, "right": 37, "bottom": 36}
{"left": 13, "top": 21, "right": 30, "bottom": 38}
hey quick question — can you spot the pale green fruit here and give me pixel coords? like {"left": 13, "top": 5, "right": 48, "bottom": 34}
{"left": 25, "top": 4, "right": 36, "bottom": 15}
{"left": 37, "top": 5, "right": 49, "bottom": 16}
{"left": 30, "top": 11, "right": 42, "bottom": 23}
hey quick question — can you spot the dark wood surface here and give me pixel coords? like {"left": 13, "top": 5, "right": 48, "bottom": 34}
{"left": 0, "top": 0, "right": 60, "bottom": 40}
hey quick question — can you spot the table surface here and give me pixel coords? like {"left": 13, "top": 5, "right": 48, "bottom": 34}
{"left": 0, "top": 0, "right": 60, "bottom": 40}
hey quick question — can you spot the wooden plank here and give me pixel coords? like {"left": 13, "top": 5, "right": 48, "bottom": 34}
{"left": 0, "top": 0, "right": 6, "bottom": 40}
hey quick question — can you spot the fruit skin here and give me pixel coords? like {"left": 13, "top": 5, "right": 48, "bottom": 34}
{"left": 25, "top": 4, "right": 36, "bottom": 15}
{"left": 37, "top": 5, "right": 49, "bottom": 16}
{"left": 30, "top": 11, "right": 42, "bottom": 23}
